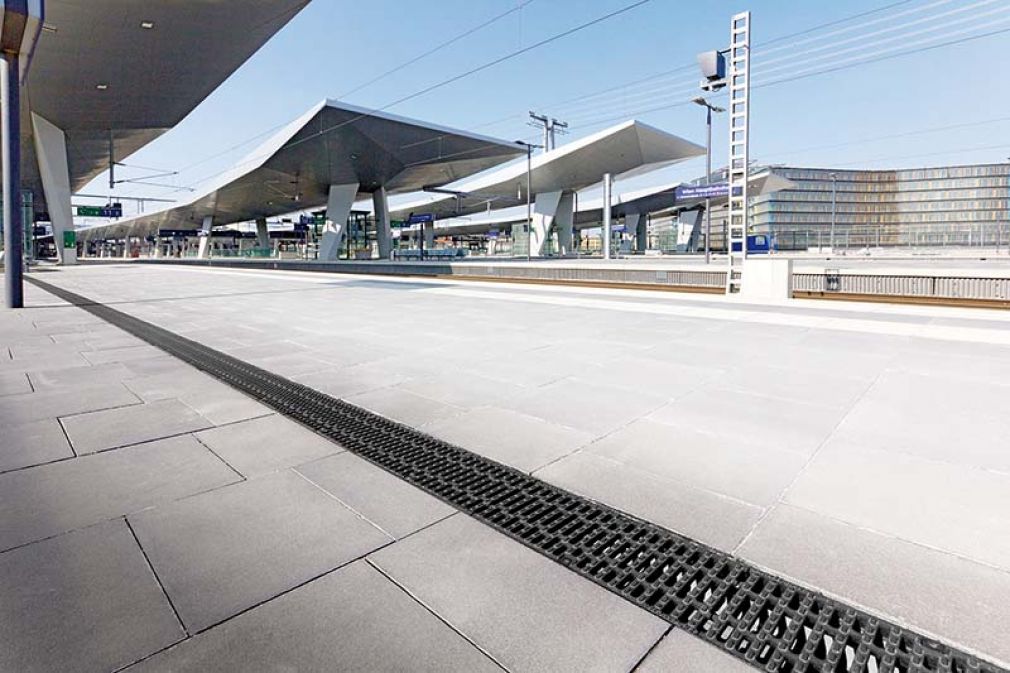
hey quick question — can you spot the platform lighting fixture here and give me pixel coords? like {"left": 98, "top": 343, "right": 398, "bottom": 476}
{"left": 95, "top": 83, "right": 108, "bottom": 90}
{"left": 692, "top": 97, "right": 725, "bottom": 264}
{"left": 140, "top": 20, "right": 154, "bottom": 29}
{"left": 514, "top": 139, "right": 542, "bottom": 261}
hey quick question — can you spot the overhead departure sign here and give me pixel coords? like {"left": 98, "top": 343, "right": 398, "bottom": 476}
{"left": 675, "top": 183, "right": 729, "bottom": 200}
{"left": 407, "top": 213, "right": 434, "bottom": 224}
{"left": 76, "top": 204, "right": 123, "bottom": 218}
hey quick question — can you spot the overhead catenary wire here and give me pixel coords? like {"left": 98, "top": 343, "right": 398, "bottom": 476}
{"left": 559, "top": 1, "right": 1010, "bottom": 128}
{"left": 754, "top": 0, "right": 1005, "bottom": 70}
{"left": 566, "top": 8, "right": 1010, "bottom": 130}
{"left": 337, "top": 0, "right": 537, "bottom": 99}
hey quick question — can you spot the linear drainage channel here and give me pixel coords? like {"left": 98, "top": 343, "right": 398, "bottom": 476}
{"left": 27, "top": 275, "right": 1004, "bottom": 673}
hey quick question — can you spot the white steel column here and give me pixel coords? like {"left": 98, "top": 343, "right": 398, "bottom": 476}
{"left": 423, "top": 223, "right": 435, "bottom": 249}
{"left": 122, "top": 237, "right": 130, "bottom": 258}
{"left": 602, "top": 173, "right": 613, "bottom": 259}
{"left": 532, "top": 189, "right": 563, "bottom": 257}
{"left": 555, "top": 191, "right": 575, "bottom": 256}
{"left": 373, "top": 186, "right": 392, "bottom": 259}
{"left": 31, "top": 113, "right": 76, "bottom": 265}
{"left": 319, "top": 183, "right": 359, "bottom": 261}
{"left": 197, "top": 215, "right": 214, "bottom": 258}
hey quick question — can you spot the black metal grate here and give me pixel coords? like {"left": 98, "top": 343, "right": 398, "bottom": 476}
{"left": 28, "top": 276, "right": 1005, "bottom": 673}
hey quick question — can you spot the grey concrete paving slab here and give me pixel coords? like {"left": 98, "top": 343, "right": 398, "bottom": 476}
{"left": 83, "top": 333, "right": 148, "bottom": 350}
{"left": 129, "top": 470, "right": 392, "bottom": 632}
{"left": 570, "top": 355, "right": 719, "bottom": 400}
{"left": 0, "top": 519, "right": 183, "bottom": 673}
{"left": 183, "top": 392, "right": 274, "bottom": 426}
{"left": 296, "top": 453, "right": 455, "bottom": 539}
{"left": 715, "top": 361, "right": 874, "bottom": 408}
{"left": 81, "top": 343, "right": 166, "bottom": 365}
{"left": 738, "top": 504, "right": 1010, "bottom": 666}
{"left": 397, "top": 371, "right": 527, "bottom": 409}
{"left": 0, "top": 347, "right": 91, "bottom": 372}
{"left": 370, "top": 514, "right": 668, "bottom": 673}
{"left": 508, "top": 377, "right": 667, "bottom": 436}
{"left": 61, "top": 398, "right": 214, "bottom": 454}
{"left": 0, "top": 418, "right": 73, "bottom": 473}
{"left": 120, "top": 354, "right": 197, "bottom": 378}
{"left": 26, "top": 362, "right": 134, "bottom": 390}
{"left": 195, "top": 414, "right": 341, "bottom": 477}
{"left": 0, "top": 434, "right": 238, "bottom": 552}
{"left": 0, "top": 370, "right": 31, "bottom": 396}
{"left": 423, "top": 406, "right": 595, "bottom": 473}
{"left": 648, "top": 387, "right": 846, "bottom": 456}
{"left": 347, "top": 386, "right": 466, "bottom": 428}
{"left": 828, "top": 370, "right": 1010, "bottom": 472}
{"left": 535, "top": 451, "right": 763, "bottom": 551}
{"left": 635, "top": 629, "right": 754, "bottom": 673}
{"left": 292, "top": 363, "right": 410, "bottom": 399}
{"left": 585, "top": 419, "right": 806, "bottom": 506}
{"left": 785, "top": 444, "right": 1010, "bottom": 572}
{"left": 122, "top": 369, "right": 272, "bottom": 425}
{"left": 125, "top": 560, "right": 502, "bottom": 673}
{"left": 0, "top": 382, "right": 140, "bottom": 425}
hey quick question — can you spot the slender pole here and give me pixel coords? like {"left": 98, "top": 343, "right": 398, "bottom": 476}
{"left": 602, "top": 173, "right": 612, "bottom": 260}
{"left": 526, "top": 143, "right": 532, "bottom": 262}
{"left": 829, "top": 173, "right": 837, "bottom": 254}
{"left": 3, "top": 52, "right": 23, "bottom": 309}
{"left": 704, "top": 106, "right": 712, "bottom": 264}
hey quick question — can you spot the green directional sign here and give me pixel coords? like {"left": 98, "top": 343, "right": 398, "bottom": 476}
{"left": 76, "top": 204, "right": 123, "bottom": 218}
{"left": 63, "top": 230, "right": 77, "bottom": 249}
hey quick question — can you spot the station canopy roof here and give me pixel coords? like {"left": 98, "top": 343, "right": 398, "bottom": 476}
{"left": 388, "top": 120, "right": 706, "bottom": 221}
{"left": 22, "top": 0, "right": 310, "bottom": 213}
{"left": 81, "top": 100, "right": 525, "bottom": 240}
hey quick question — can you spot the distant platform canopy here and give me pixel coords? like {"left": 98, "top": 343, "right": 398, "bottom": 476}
{"left": 389, "top": 120, "right": 706, "bottom": 221}
{"left": 82, "top": 100, "right": 525, "bottom": 240}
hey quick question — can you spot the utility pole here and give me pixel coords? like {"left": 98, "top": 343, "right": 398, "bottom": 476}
{"left": 528, "top": 111, "right": 568, "bottom": 152}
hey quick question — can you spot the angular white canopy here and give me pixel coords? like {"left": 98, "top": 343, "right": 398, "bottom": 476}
{"left": 80, "top": 100, "right": 524, "bottom": 240}
{"left": 389, "top": 119, "right": 705, "bottom": 221}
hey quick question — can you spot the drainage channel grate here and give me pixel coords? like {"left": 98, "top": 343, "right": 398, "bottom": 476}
{"left": 28, "top": 275, "right": 1004, "bottom": 673}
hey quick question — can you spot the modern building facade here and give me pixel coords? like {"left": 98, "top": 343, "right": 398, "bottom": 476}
{"left": 746, "top": 163, "right": 1010, "bottom": 250}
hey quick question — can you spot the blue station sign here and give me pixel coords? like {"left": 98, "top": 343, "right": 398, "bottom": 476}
{"left": 674, "top": 183, "right": 730, "bottom": 200}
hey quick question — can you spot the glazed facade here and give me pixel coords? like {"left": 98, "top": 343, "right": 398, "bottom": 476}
{"left": 749, "top": 163, "right": 1010, "bottom": 249}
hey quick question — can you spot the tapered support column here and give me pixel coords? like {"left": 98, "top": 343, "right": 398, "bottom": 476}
{"left": 531, "top": 190, "right": 563, "bottom": 257}
{"left": 602, "top": 173, "right": 613, "bottom": 260}
{"left": 625, "top": 212, "right": 645, "bottom": 253}
{"left": 372, "top": 186, "right": 392, "bottom": 259}
{"left": 555, "top": 191, "right": 575, "bottom": 256}
{"left": 197, "top": 215, "right": 214, "bottom": 258}
{"left": 122, "top": 237, "right": 130, "bottom": 258}
{"left": 423, "top": 223, "right": 434, "bottom": 249}
{"left": 255, "top": 217, "right": 269, "bottom": 250}
{"left": 319, "top": 183, "right": 359, "bottom": 261}
{"left": 31, "top": 113, "right": 76, "bottom": 265}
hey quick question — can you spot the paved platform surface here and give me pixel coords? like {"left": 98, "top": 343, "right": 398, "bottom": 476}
{"left": 3, "top": 264, "right": 1010, "bottom": 671}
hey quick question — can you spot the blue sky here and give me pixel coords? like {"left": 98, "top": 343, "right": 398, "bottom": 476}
{"left": 83, "top": 0, "right": 1010, "bottom": 218}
